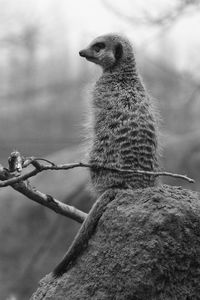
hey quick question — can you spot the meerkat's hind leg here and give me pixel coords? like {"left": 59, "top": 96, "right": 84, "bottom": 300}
{"left": 53, "top": 188, "right": 118, "bottom": 278}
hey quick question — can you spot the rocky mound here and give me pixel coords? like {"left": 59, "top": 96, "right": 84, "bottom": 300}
{"left": 31, "top": 185, "right": 200, "bottom": 300}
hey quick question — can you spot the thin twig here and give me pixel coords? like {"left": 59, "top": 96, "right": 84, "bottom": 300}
{"left": 0, "top": 159, "right": 195, "bottom": 187}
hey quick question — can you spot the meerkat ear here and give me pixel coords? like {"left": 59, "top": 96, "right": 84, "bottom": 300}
{"left": 115, "top": 43, "right": 123, "bottom": 61}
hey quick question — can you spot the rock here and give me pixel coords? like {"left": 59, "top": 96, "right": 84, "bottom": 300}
{"left": 31, "top": 185, "right": 200, "bottom": 300}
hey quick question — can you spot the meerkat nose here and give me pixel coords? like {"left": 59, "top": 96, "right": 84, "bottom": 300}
{"left": 79, "top": 50, "right": 86, "bottom": 57}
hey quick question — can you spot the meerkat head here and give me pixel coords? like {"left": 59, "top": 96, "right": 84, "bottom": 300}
{"left": 79, "top": 33, "right": 134, "bottom": 71}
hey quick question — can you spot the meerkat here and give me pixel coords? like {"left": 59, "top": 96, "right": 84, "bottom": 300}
{"left": 53, "top": 33, "right": 159, "bottom": 277}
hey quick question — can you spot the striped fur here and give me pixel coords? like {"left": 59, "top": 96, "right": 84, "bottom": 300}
{"left": 88, "top": 34, "right": 159, "bottom": 195}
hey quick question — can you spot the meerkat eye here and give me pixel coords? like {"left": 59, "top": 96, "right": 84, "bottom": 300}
{"left": 92, "top": 42, "right": 106, "bottom": 53}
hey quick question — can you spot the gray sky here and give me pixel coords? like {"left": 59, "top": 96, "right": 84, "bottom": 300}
{"left": 0, "top": 0, "right": 200, "bottom": 74}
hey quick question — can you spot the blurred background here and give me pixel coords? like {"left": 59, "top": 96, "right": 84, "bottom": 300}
{"left": 0, "top": 0, "right": 200, "bottom": 299}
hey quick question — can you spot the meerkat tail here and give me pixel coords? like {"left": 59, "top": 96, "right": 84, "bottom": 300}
{"left": 53, "top": 189, "right": 118, "bottom": 277}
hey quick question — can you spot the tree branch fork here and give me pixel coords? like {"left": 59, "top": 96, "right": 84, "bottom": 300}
{"left": 0, "top": 151, "right": 194, "bottom": 224}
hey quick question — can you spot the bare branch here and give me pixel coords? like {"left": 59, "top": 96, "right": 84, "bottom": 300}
{"left": 0, "top": 167, "right": 40, "bottom": 187}
{"left": 15, "top": 183, "right": 87, "bottom": 286}
{"left": 8, "top": 150, "right": 24, "bottom": 172}
{"left": 12, "top": 182, "right": 87, "bottom": 224}
{"left": 0, "top": 151, "right": 194, "bottom": 225}
{"left": 0, "top": 163, "right": 87, "bottom": 223}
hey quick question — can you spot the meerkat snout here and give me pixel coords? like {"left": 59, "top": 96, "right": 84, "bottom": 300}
{"left": 79, "top": 50, "right": 86, "bottom": 57}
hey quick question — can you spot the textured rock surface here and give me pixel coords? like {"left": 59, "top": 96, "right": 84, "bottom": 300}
{"left": 31, "top": 185, "right": 200, "bottom": 300}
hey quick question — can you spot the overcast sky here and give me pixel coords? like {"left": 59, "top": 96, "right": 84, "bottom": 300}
{"left": 0, "top": 0, "right": 200, "bottom": 74}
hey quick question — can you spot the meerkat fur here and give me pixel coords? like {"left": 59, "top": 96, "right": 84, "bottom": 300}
{"left": 53, "top": 33, "right": 159, "bottom": 277}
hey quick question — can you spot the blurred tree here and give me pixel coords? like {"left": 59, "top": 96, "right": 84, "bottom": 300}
{"left": 102, "top": 0, "right": 200, "bottom": 27}
{"left": 2, "top": 23, "right": 41, "bottom": 96}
